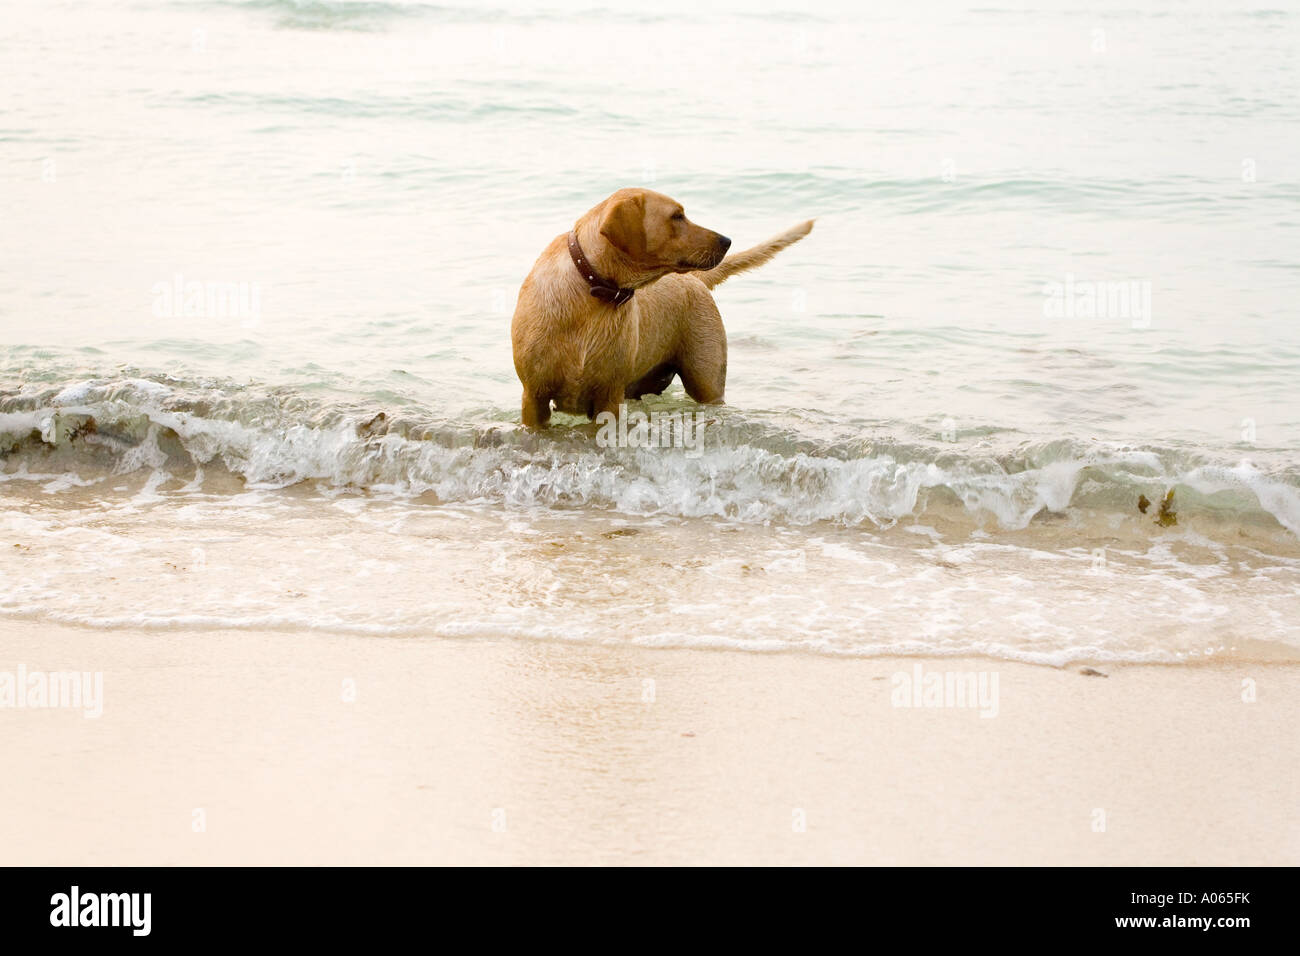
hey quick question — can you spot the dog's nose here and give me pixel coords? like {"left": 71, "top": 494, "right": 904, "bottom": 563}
{"left": 717, "top": 235, "right": 732, "bottom": 254}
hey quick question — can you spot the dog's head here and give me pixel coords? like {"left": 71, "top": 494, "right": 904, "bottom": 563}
{"left": 597, "top": 188, "right": 731, "bottom": 276}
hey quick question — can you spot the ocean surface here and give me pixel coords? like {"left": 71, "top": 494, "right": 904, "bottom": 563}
{"left": 2, "top": 0, "right": 1298, "bottom": 664}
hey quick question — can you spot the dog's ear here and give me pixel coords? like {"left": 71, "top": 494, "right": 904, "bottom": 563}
{"left": 598, "top": 193, "right": 647, "bottom": 260}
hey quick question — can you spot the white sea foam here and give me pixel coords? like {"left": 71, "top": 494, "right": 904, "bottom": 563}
{"left": 1, "top": 484, "right": 1296, "bottom": 667}
{"left": 3, "top": 381, "right": 1298, "bottom": 547}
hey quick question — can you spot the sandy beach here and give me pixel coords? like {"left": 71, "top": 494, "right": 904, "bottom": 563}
{"left": 2, "top": 618, "right": 1295, "bottom": 866}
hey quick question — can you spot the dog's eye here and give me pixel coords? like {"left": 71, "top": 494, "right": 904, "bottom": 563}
{"left": 671, "top": 211, "right": 685, "bottom": 221}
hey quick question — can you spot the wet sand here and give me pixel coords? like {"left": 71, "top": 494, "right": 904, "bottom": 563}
{"left": 1, "top": 619, "right": 1296, "bottom": 865}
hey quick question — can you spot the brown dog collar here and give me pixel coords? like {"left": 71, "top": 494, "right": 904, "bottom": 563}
{"left": 567, "top": 231, "right": 634, "bottom": 306}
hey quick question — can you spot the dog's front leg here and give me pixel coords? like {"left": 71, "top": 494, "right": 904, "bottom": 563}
{"left": 588, "top": 384, "right": 625, "bottom": 423}
{"left": 521, "top": 390, "right": 552, "bottom": 428}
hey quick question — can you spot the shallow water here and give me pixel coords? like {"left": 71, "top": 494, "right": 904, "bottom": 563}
{"left": 2, "top": 0, "right": 1298, "bottom": 663}
{"left": 4, "top": 478, "right": 1299, "bottom": 665}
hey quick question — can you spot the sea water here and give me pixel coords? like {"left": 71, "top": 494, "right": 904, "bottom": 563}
{"left": 2, "top": 0, "right": 1298, "bottom": 663}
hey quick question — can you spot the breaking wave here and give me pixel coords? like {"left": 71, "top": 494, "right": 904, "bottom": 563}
{"left": 2, "top": 375, "right": 1297, "bottom": 545}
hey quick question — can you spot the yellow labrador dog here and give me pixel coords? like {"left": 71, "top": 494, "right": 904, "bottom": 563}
{"left": 511, "top": 187, "right": 812, "bottom": 427}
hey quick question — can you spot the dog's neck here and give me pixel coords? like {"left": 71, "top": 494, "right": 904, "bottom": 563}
{"left": 572, "top": 219, "right": 670, "bottom": 293}
{"left": 567, "top": 230, "right": 634, "bottom": 306}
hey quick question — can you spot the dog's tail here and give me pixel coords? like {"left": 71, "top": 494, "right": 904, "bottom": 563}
{"left": 696, "top": 219, "right": 814, "bottom": 290}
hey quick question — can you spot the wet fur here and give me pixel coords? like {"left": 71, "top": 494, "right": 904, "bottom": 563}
{"left": 511, "top": 187, "right": 813, "bottom": 427}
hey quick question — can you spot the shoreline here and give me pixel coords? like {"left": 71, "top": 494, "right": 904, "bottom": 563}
{"left": 1, "top": 620, "right": 1295, "bottom": 866}
{"left": 4, "top": 482, "right": 1298, "bottom": 668}
{"left": 2, "top": 611, "right": 1291, "bottom": 669}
